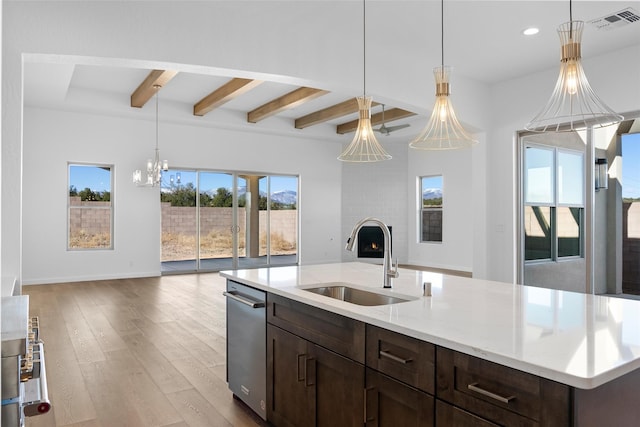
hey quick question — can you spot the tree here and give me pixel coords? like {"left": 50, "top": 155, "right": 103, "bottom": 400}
{"left": 209, "top": 187, "right": 233, "bottom": 207}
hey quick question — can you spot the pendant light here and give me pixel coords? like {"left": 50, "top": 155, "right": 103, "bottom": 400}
{"left": 410, "top": 0, "right": 477, "bottom": 150}
{"left": 338, "top": 0, "right": 392, "bottom": 162}
{"left": 133, "top": 85, "right": 168, "bottom": 187}
{"left": 525, "top": 0, "right": 623, "bottom": 132}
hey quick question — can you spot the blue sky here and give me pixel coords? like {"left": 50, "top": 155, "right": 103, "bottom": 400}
{"left": 69, "top": 167, "right": 299, "bottom": 194}
{"left": 622, "top": 133, "right": 640, "bottom": 198}
{"left": 69, "top": 164, "right": 111, "bottom": 192}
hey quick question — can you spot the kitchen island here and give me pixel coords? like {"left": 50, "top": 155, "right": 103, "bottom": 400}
{"left": 221, "top": 262, "right": 640, "bottom": 426}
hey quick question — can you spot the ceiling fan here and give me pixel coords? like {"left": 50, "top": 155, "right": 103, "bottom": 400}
{"left": 374, "top": 104, "right": 410, "bottom": 135}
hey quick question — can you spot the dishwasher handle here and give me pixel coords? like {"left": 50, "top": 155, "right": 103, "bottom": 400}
{"left": 223, "top": 291, "right": 266, "bottom": 308}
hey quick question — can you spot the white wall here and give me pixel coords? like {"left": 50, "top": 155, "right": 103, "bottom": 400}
{"left": 22, "top": 107, "right": 342, "bottom": 284}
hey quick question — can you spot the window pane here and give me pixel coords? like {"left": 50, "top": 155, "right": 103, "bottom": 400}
{"left": 160, "top": 170, "right": 197, "bottom": 271}
{"left": 525, "top": 147, "right": 554, "bottom": 204}
{"left": 557, "top": 207, "right": 582, "bottom": 257}
{"left": 558, "top": 151, "right": 584, "bottom": 205}
{"left": 269, "top": 175, "right": 298, "bottom": 265}
{"left": 68, "top": 164, "right": 112, "bottom": 249}
{"left": 524, "top": 206, "right": 552, "bottom": 260}
{"left": 421, "top": 210, "right": 443, "bottom": 242}
{"left": 198, "top": 172, "right": 234, "bottom": 271}
{"left": 420, "top": 176, "right": 443, "bottom": 242}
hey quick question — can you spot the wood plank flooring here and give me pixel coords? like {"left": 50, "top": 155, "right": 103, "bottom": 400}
{"left": 23, "top": 273, "right": 266, "bottom": 427}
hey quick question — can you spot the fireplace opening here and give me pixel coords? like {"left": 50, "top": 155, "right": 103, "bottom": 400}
{"left": 357, "top": 226, "right": 392, "bottom": 259}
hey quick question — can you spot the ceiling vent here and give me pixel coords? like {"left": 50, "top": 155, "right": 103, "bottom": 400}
{"left": 588, "top": 7, "right": 640, "bottom": 31}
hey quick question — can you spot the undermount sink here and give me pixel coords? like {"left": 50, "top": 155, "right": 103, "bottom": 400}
{"left": 303, "top": 283, "right": 415, "bottom": 306}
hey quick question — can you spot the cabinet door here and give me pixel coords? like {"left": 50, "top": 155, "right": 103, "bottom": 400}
{"left": 310, "top": 343, "right": 365, "bottom": 427}
{"left": 267, "top": 325, "right": 313, "bottom": 427}
{"left": 365, "top": 368, "right": 434, "bottom": 427}
{"left": 435, "top": 400, "right": 499, "bottom": 427}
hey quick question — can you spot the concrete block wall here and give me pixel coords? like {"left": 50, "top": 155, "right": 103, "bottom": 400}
{"left": 68, "top": 197, "right": 111, "bottom": 236}
{"left": 160, "top": 203, "right": 297, "bottom": 241}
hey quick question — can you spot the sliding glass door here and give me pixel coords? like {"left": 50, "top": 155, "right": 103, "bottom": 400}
{"left": 161, "top": 170, "right": 298, "bottom": 273}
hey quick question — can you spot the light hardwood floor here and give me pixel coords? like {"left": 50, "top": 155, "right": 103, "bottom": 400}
{"left": 23, "top": 273, "right": 266, "bottom": 427}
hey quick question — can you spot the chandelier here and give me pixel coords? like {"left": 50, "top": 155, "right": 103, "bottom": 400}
{"left": 524, "top": 0, "right": 623, "bottom": 132}
{"left": 409, "top": 0, "right": 477, "bottom": 150}
{"left": 338, "top": 0, "right": 392, "bottom": 162}
{"left": 133, "top": 85, "right": 168, "bottom": 187}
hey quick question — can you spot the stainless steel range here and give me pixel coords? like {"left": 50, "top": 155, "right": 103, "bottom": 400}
{"left": 1, "top": 296, "right": 51, "bottom": 426}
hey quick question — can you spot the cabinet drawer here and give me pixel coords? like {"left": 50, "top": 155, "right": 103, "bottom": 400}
{"left": 267, "top": 293, "right": 365, "bottom": 363}
{"left": 366, "top": 325, "right": 435, "bottom": 394}
{"left": 436, "top": 347, "right": 570, "bottom": 426}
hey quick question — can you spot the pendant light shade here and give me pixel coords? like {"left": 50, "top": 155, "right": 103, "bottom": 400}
{"left": 338, "top": 0, "right": 392, "bottom": 162}
{"left": 525, "top": 17, "right": 623, "bottom": 132}
{"left": 410, "top": 0, "right": 477, "bottom": 150}
{"left": 410, "top": 66, "right": 478, "bottom": 150}
{"left": 338, "top": 96, "right": 392, "bottom": 162}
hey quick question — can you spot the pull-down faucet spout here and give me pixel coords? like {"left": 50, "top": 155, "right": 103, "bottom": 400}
{"left": 346, "top": 217, "right": 398, "bottom": 288}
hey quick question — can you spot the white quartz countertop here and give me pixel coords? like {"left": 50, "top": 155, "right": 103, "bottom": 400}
{"left": 220, "top": 262, "right": 640, "bottom": 390}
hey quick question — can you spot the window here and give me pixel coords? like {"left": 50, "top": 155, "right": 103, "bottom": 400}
{"left": 420, "top": 175, "right": 443, "bottom": 242}
{"left": 68, "top": 164, "right": 113, "bottom": 250}
{"left": 523, "top": 145, "right": 583, "bottom": 261}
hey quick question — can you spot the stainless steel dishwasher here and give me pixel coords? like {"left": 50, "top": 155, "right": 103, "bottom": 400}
{"left": 224, "top": 280, "right": 267, "bottom": 420}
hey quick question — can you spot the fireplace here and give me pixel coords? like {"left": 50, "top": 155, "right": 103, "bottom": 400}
{"left": 357, "top": 226, "right": 391, "bottom": 259}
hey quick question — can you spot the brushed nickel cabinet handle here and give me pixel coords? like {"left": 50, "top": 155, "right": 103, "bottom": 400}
{"left": 467, "top": 382, "right": 516, "bottom": 404}
{"left": 297, "top": 354, "right": 306, "bottom": 382}
{"left": 379, "top": 350, "right": 412, "bottom": 364}
{"left": 364, "top": 387, "right": 376, "bottom": 424}
{"left": 305, "top": 358, "right": 316, "bottom": 387}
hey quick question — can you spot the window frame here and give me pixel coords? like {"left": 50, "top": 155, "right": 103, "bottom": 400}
{"left": 523, "top": 144, "right": 584, "bottom": 263}
{"left": 67, "top": 162, "right": 114, "bottom": 251}
{"left": 419, "top": 175, "right": 443, "bottom": 244}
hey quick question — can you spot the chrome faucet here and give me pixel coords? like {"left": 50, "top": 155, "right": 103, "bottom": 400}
{"left": 346, "top": 217, "right": 399, "bottom": 288}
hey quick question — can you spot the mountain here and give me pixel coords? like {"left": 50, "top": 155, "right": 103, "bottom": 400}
{"left": 422, "top": 188, "right": 442, "bottom": 200}
{"left": 200, "top": 186, "right": 297, "bottom": 205}
{"left": 271, "top": 190, "right": 297, "bottom": 205}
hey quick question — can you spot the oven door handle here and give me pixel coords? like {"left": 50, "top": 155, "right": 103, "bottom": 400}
{"left": 223, "top": 291, "right": 265, "bottom": 308}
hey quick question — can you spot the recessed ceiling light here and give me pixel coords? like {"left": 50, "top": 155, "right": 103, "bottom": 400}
{"left": 522, "top": 27, "right": 540, "bottom": 36}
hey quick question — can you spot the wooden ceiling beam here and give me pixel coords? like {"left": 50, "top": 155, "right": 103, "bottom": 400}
{"left": 194, "top": 78, "right": 263, "bottom": 116}
{"left": 130, "top": 70, "right": 178, "bottom": 108}
{"left": 336, "top": 108, "right": 416, "bottom": 134}
{"left": 247, "top": 87, "right": 329, "bottom": 123}
{"left": 294, "top": 98, "right": 380, "bottom": 129}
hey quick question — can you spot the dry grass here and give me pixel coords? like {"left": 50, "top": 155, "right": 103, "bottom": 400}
{"left": 162, "top": 230, "right": 296, "bottom": 262}
{"left": 69, "top": 231, "right": 111, "bottom": 249}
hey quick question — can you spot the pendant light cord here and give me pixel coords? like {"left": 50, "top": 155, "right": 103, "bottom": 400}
{"left": 363, "top": 0, "right": 366, "bottom": 97}
{"left": 569, "top": 0, "right": 573, "bottom": 38}
{"left": 441, "top": 0, "right": 444, "bottom": 68}
{"left": 155, "top": 89, "right": 159, "bottom": 151}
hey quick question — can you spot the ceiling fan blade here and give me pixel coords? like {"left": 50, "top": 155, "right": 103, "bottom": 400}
{"left": 374, "top": 124, "right": 390, "bottom": 134}
{"left": 385, "top": 124, "right": 410, "bottom": 132}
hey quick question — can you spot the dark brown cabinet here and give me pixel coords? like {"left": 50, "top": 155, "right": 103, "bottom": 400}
{"left": 266, "top": 294, "right": 365, "bottom": 427}
{"left": 365, "top": 368, "right": 434, "bottom": 427}
{"left": 243, "top": 288, "right": 640, "bottom": 427}
{"left": 267, "top": 325, "right": 364, "bottom": 427}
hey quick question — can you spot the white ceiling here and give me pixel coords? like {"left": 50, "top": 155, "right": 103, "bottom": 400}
{"left": 23, "top": 1, "right": 640, "bottom": 142}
